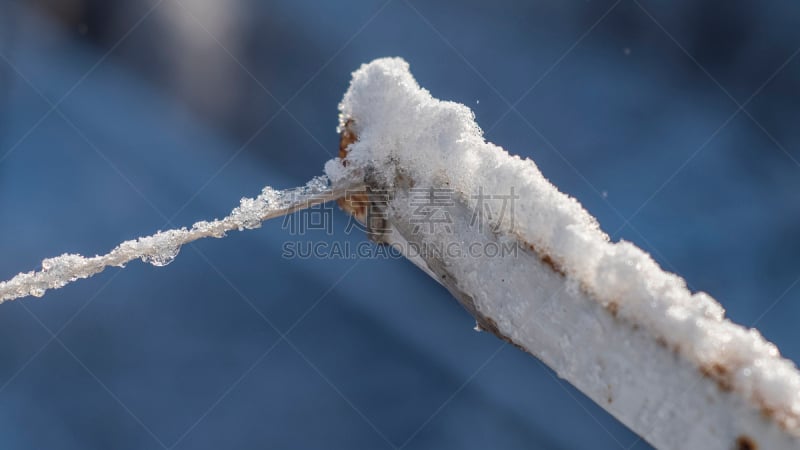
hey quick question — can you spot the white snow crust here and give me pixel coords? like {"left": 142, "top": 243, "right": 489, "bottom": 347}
{"left": 0, "top": 176, "right": 335, "bottom": 302}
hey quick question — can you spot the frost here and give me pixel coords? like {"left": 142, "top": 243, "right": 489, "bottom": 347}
{"left": 329, "top": 57, "right": 800, "bottom": 435}
{"left": 0, "top": 176, "right": 343, "bottom": 303}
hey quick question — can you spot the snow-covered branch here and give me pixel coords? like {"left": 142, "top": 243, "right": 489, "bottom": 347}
{"left": 0, "top": 177, "right": 352, "bottom": 303}
{"left": 329, "top": 58, "right": 800, "bottom": 449}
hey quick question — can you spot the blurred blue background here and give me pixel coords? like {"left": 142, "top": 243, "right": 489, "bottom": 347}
{"left": 0, "top": 0, "right": 799, "bottom": 448}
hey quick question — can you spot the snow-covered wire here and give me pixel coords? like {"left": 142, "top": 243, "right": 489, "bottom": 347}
{"left": 0, "top": 176, "right": 353, "bottom": 303}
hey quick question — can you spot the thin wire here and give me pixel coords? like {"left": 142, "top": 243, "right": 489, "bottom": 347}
{"left": 0, "top": 176, "right": 361, "bottom": 303}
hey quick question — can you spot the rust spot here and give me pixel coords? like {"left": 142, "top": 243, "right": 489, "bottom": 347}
{"left": 753, "top": 390, "right": 800, "bottom": 431}
{"left": 338, "top": 191, "right": 369, "bottom": 224}
{"left": 647, "top": 341, "right": 680, "bottom": 354}
{"left": 338, "top": 118, "right": 357, "bottom": 163}
{"left": 516, "top": 236, "right": 567, "bottom": 276}
{"left": 396, "top": 172, "right": 407, "bottom": 185}
{"left": 477, "top": 314, "right": 528, "bottom": 353}
{"left": 336, "top": 119, "right": 360, "bottom": 216}
{"left": 760, "top": 405, "right": 776, "bottom": 422}
{"left": 335, "top": 118, "right": 377, "bottom": 234}
{"left": 735, "top": 435, "right": 757, "bottom": 450}
{"left": 700, "top": 362, "right": 733, "bottom": 392}
{"left": 607, "top": 301, "right": 619, "bottom": 318}
{"left": 540, "top": 254, "right": 565, "bottom": 276}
